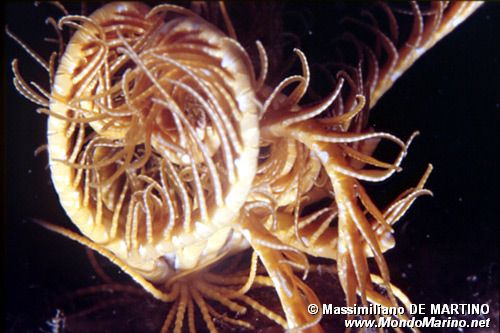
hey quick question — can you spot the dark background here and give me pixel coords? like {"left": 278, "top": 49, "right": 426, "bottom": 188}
{"left": 4, "top": 2, "right": 499, "bottom": 332}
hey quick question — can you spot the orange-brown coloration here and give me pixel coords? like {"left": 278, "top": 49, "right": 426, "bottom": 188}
{"left": 9, "top": 2, "right": 482, "bottom": 332}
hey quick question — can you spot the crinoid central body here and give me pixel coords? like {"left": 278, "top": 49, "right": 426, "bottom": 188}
{"left": 44, "top": 2, "right": 261, "bottom": 281}
{"left": 9, "top": 1, "right": 482, "bottom": 332}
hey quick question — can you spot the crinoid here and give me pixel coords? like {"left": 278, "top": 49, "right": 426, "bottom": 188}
{"left": 8, "top": 1, "right": 482, "bottom": 332}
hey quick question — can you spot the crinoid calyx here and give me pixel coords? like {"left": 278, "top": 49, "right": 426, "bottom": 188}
{"left": 9, "top": 1, "right": 482, "bottom": 332}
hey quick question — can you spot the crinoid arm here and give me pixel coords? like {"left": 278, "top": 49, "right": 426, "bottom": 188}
{"left": 33, "top": 219, "right": 180, "bottom": 303}
{"left": 334, "top": 1, "right": 483, "bottom": 108}
{"left": 255, "top": 20, "right": 439, "bottom": 326}
{"left": 260, "top": 95, "right": 433, "bottom": 322}
{"left": 239, "top": 208, "right": 323, "bottom": 332}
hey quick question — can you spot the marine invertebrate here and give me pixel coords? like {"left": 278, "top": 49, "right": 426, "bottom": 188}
{"left": 8, "top": 1, "right": 482, "bottom": 332}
